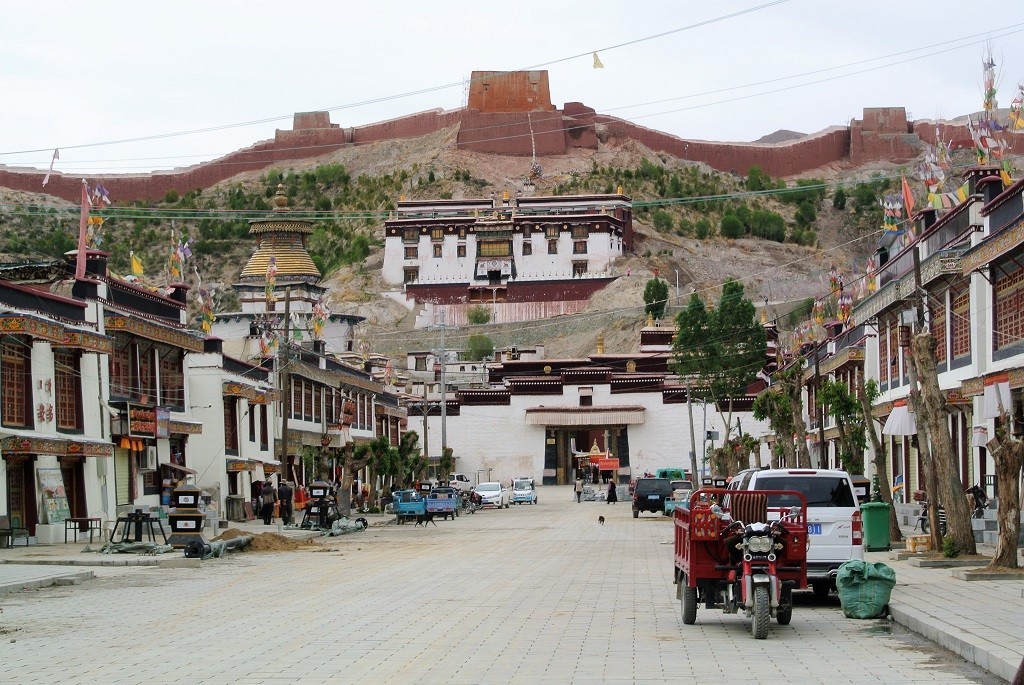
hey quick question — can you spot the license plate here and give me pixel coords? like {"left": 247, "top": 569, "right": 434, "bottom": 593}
{"left": 808, "top": 523, "right": 822, "bottom": 535}
{"left": 647, "top": 495, "right": 659, "bottom": 500}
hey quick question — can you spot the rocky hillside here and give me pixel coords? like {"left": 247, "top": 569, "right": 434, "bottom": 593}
{"left": 0, "top": 126, "right": 957, "bottom": 363}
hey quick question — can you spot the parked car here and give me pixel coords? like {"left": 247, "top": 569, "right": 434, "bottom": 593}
{"left": 449, "top": 473, "right": 473, "bottom": 494}
{"left": 474, "top": 482, "right": 509, "bottom": 508}
{"left": 663, "top": 480, "right": 694, "bottom": 516}
{"left": 511, "top": 478, "right": 537, "bottom": 505}
{"left": 729, "top": 468, "right": 863, "bottom": 597}
{"left": 632, "top": 477, "right": 673, "bottom": 518}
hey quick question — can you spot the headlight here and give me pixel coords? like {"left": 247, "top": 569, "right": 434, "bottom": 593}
{"left": 746, "top": 536, "right": 772, "bottom": 553}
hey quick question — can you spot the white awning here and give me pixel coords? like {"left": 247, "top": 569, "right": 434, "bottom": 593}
{"left": 983, "top": 381, "right": 1011, "bottom": 419}
{"left": 525, "top": 406, "right": 646, "bottom": 426}
{"left": 882, "top": 404, "right": 916, "bottom": 436}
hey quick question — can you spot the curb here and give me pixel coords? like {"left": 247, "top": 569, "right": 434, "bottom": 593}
{"left": 0, "top": 569, "right": 94, "bottom": 596}
{"left": 888, "top": 601, "right": 1022, "bottom": 682}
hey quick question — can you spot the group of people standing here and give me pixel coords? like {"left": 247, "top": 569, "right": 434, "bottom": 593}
{"left": 574, "top": 477, "right": 618, "bottom": 503}
{"left": 255, "top": 479, "right": 294, "bottom": 526}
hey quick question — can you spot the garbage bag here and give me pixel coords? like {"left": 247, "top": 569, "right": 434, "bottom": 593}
{"left": 836, "top": 559, "right": 896, "bottom": 619}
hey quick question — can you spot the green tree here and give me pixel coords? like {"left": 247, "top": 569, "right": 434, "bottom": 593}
{"left": 465, "top": 334, "right": 494, "bottom": 361}
{"left": 817, "top": 379, "right": 866, "bottom": 475}
{"left": 795, "top": 200, "right": 817, "bottom": 227}
{"left": 832, "top": 187, "right": 847, "bottom": 210}
{"left": 672, "top": 280, "right": 767, "bottom": 446}
{"left": 695, "top": 218, "right": 712, "bottom": 240}
{"left": 745, "top": 166, "right": 772, "bottom": 192}
{"left": 466, "top": 305, "right": 491, "bottom": 325}
{"left": 753, "top": 387, "right": 796, "bottom": 467}
{"left": 643, "top": 278, "right": 669, "bottom": 320}
{"left": 720, "top": 214, "right": 744, "bottom": 239}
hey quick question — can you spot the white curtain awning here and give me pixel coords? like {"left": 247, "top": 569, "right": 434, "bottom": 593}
{"left": 972, "top": 426, "right": 989, "bottom": 448}
{"left": 882, "top": 404, "right": 916, "bottom": 436}
{"left": 983, "top": 381, "right": 1011, "bottom": 419}
{"left": 526, "top": 407, "right": 646, "bottom": 426}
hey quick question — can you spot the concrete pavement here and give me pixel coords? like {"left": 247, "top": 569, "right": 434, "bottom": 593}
{"left": 0, "top": 487, "right": 1016, "bottom": 683}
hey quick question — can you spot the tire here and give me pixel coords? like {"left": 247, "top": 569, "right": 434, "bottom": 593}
{"left": 812, "top": 582, "right": 830, "bottom": 600}
{"left": 682, "top": 579, "right": 698, "bottom": 625}
{"left": 752, "top": 585, "right": 770, "bottom": 639}
{"left": 776, "top": 587, "right": 793, "bottom": 625}
{"left": 633, "top": 509, "right": 639, "bottom": 519}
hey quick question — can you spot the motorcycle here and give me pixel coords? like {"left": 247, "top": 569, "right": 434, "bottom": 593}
{"left": 717, "top": 511, "right": 800, "bottom": 638}
{"left": 915, "top": 499, "right": 947, "bottom": 536}
{"left": 966, "top": 483, "right": 989, "bottom": 519}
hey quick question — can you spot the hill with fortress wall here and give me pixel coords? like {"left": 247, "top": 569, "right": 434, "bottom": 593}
{"left": 0, "top": 69, "right": 1015, "bottom": 203}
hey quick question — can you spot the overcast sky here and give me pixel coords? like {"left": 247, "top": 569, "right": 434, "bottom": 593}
{"left": 2, "top": 1, "right": 1024, "bottom": 176}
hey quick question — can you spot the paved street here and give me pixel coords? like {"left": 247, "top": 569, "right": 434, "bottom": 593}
{"left": 0, "top": 487, "right": 1003, "bottom": 684}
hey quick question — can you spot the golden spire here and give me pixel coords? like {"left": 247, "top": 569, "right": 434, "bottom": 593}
{"left": 273, "top": 183, "right": 289, "bottom": 212}
{"left": 596, "top": 332, "right": 605, "bottom": 355}
{"left": 647, "top": 312, "right": 654, "bottom": 327}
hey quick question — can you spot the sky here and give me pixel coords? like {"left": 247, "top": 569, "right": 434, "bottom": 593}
{"left": 3, "top": 0, "right": 1024, "bottom": 176}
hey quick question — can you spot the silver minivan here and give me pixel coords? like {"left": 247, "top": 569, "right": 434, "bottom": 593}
{"left": 729, "top": 468, "right": 864, "bottom": 597}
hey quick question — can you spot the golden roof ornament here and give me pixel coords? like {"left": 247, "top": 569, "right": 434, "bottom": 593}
{"left": 647, "top": 312, "right": 654, "bottom": 327}
{"left": 596, "top": 332, "right": 605, "bottom": 355}
{"left": 273, "top": 183, "right": 289, "bottom": 212}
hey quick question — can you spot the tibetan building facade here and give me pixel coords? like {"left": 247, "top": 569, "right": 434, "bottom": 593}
{"left": 382, "top": 192, "right": 633, "bottom": 327}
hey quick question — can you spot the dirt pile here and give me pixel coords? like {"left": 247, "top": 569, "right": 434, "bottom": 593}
{"left": 212, "top": 528, "right": 313, "bottom": 552}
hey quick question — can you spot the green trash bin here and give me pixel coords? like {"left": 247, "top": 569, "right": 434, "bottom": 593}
{"left": 859, "top": 501, "right": 891, "bottom": 552}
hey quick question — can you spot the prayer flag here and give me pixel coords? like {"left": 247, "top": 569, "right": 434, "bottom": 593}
{"left": 75, "top": 180, "right": 89, "bottom": 280}
{"left": 901, "top": 175, "right": 915, "bottom": 220}
{"left": 955, "top": 183, "right": 968, "bottom": 202}
{"left": 592, "top": 52, "right": 604, "bottom": 69}
{"left": 42, "top": 149, "right": 59, "bottom": 187}
{"left": 131, "top": 252, "right": 144, "bottom": 277}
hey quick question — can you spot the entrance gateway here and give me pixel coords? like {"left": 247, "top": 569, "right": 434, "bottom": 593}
{"left": 542, "top": 426, "right": 629, "bottom": 485}
{"left": 527, "top": 405, "right": 644, "bottom": 485}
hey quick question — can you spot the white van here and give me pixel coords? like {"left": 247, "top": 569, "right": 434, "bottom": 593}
{"left": 729, "top": 468, "right": 864, "bottom": 597}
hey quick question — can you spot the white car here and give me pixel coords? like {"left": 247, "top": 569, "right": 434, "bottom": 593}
{"left": 511, "top": 478, "right": 537, "bottom": 505}
{"left": 474, "top": 482, "right": 509, "bottom": 509}
{"left": 730, "top": 468, "right": 864, "bottom": 597}
{"left": 449, "top": 473, "right": 473, "bottom": 494}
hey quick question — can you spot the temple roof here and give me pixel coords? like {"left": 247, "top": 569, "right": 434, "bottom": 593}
{"left": 238, "top": 185, "right": 321, "bottom": 282}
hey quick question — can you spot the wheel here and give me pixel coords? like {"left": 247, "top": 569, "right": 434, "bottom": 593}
{"left": 776, "top": 587, "right": 793, "bottom": 625}
{"left": 752, "top": 585, "right": 770, "bottom": 639}
{"left": 682, "top": 579, "right": 698, "bottom": 625}
{"left": 812, "top": 582, "right": 830, "bottom": 600}
{"left": 633, "top": 509, "right": 639, "bottom": 519}
{"left": 921, "top": 517, "right": 930, "bottom": 534}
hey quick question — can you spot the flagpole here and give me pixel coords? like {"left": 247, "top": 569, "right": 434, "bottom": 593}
{"left": 75, "top": 180, "right": 89, "bottom": 280}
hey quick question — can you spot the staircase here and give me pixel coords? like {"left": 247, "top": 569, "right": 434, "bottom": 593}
{"left": 895, "top": 501, "right": 1024, "bottom": 544}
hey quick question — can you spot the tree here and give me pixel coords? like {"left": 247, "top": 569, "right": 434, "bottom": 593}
{"left": 720, "top": 214, "right": 744, "bottom": 239}
{"left": 832, "top": 187, "right": 847, "bottom": 210}
{"left": 466, "top": 305, "right": 491, "bottom": 325}
{"left": 859, "top": 378, "right": 902, "bottom": 543}
{"left": 643, "top": 278, "right": 669, "bottom": 320}
{"left": 985, "top": 406, "right": 1024, "bottom": 569}
{"left": 673, "top": 280, "right": 767, "bottom": 448}
{"left": 465, "top": 334, "right": 494, "bottom": 361}
{"left": 817, "top": 379, "right": 866, "bottom": 475}
{"left": 753, "top": 387, "right": 796, "bottom": 467}
{"left": 338, "top": 441, "right": 374, "bottom": 516}
{"left": 745, "top": 166, "right": 772, "bottom": 192}
{"left": 439, "top": 447, "right": 455, "bottom": 482}
{"left": 911, "top": 333, "right": 976, "bottom": 555}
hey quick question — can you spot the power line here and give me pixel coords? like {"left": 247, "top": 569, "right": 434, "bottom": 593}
{"left": 0, "top": 2, "right": 789, "bottom": 158}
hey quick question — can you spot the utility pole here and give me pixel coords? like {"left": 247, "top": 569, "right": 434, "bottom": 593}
{"left": 440, "top": 313, "right": 447, "bottom": 454}
{"left": 686, "top": 380, "right": 699, "bottom": 484}
{"left": 278, "top": 288, "right": 292, "bottom": 484}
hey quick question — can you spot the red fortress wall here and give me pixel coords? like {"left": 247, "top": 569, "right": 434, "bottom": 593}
{"left": 3, "top": 70, "right": 1016, "bottom": 203}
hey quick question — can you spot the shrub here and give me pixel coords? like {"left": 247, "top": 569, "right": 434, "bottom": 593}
{"left": 832, "top": 187, "right": 847, "bottom": 210}
{"left": 745, "top": 165, "right": 772, "bottom": 192}
{"left": 942, "top": 534, "right": 960, "bottom": 558}
{"left": 466, "top": 305, "right": 491, "bottom": 325}
{"left": 695, "top": 218, "right": 712, "bottom": 240}
{"left": 795, "top": 200, "right": 817, "bottom": 227}
{"left": 652, "top": 209, "right": 674, "bottom": 232}
{"left": 720, "top": 214, "right": 744, "bottom": 239}
{"left": 163, "top": 190, "right": 179, "bottom": 204}
{"left": 465, "top": 334, "right": 494, "bottom": 361}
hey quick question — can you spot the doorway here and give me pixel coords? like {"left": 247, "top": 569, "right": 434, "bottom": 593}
{"left": 5, "top": 458, "right": 38, "bottom": 535}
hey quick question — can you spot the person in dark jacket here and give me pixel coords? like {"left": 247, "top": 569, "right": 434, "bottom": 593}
{"left": 607, "top": 479, "right": 618, "bottom": 504}
{"left": 261, "top": 479, "right": 277, "bottom": 525}
{"left": 278, "top": 481, "right": 294, "bottom": 526}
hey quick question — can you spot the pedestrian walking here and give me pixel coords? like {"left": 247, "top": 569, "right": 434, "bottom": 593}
{"left": 607, "top": 479, "right": 618, "bottom": 504}
{"left": 574, "top": 477, "right": 584, "bottom": 503}
{"left": 278, "top": 480, "right": 294, "bottom": 526}
{"left": 260, "top": 479, "right": 277, "bottom": 525}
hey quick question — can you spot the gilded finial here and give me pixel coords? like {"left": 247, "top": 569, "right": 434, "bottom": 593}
{"left": 647, "top": 312, "right": 654, "bottom": 327}
{"left": 273, "top": 183, "right": 289, "bottom": 212}
{"left": 596, "top": 333, "right": 605, "bottom": 355}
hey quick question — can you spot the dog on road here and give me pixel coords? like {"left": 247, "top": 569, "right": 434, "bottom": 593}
{"left": 598, "top": 516, "right": 605, "bottom": 525}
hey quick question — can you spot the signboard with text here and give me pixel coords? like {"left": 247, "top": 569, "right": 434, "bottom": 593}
{"left": 128, "top": 405, "right": 156, "bottom": 437}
